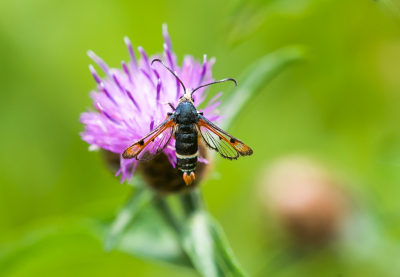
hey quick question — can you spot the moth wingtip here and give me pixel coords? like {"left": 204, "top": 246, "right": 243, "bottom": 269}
{"left": 122, "top": 148, "right": 136, "bottom": 159}
{"left": 122, "top": 151, "right": 130, "bottom": 159}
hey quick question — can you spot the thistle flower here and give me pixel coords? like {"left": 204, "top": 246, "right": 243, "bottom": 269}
{"left": 80, "top": 24, "right": 221, "bottom": 184}
{"left": 79, "top": 27, "right": 303, "bottom": 276}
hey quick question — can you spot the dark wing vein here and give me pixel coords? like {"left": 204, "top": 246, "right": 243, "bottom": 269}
{"left": 123, "top": 116, "right": 175, "bottom": 162}
{"left": 198, "top": 114, "right": 253, "bottom": 160}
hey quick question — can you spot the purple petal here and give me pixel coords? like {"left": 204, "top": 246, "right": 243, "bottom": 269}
{"left": 150, "top": 118, "right": 154, "bottom": 131}
{"left": 165, "top": 151, "right": 176, "bottom": 168}
{"left": 207, "top": 92, "right": 223, "bottom": 105}
{"left": 141, "top": 69, "right": 155, "bottom": 88}
{"left": 124, "top": 36, "right": 137, "bottom": 69}
{"left": 87, "top": 50, "right": 110, "bottom": 74}
{"left": 198, "top": 54, "right": 207, "bottom": 86}
{"left": 99, "top": 83, "right": 117, "bottom": 105}
{"left": 128, "top": 161, "right": 139, "bottom": 183}
{"left": 206, "top": 114, "right": 223, "bottom": 122}
{"left": 152, "top": 68, "right": 160, "bottom": 79}
{"left": 96, "top": 103, "right": 121, "bottom": 124}
{"left": 112, "top": 73, "right": 124, "bottom": 92}
{"left": 164, "top": 43, "right": 174, "bottom": 71}
{"left": 138, "top": 46, "right": 152, "bottom": 75}
{"left": 203, "top": 100, "right": 221, "bottom": 114}
{"left": 162, "top": 23, "right": 172, "bottom": 51}
{"left": 198, "top": 155, "right": 209, "bottom": 165}
{"left": 121, "top": 61, "right": 132, "bottom": 83}
{"left": 89, "top": 65, "right": 102, "bottom": 84}
{"left": 156, "top": 78, "right": 162, "bottom": 101}
{"left": 124, "top": 88, "right": 141, "bottom": 112}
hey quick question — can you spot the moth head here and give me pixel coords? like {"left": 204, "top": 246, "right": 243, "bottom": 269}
{"left": 151, "top": 58, "right": 237, "bottom": 105}
{"left": 179, "top": 88, "right": 194, "bottom": 104}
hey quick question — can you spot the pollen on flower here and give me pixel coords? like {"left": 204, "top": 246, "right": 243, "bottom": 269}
{"left": 80, "top": 24, "right": 223, "bottom": 184}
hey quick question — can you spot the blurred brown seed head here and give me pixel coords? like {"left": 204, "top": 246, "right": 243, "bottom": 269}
{"left": 260, "top": 156, "right": 349, "bottom": 246}
{"left": 103, "top": 143, "right": 211, "bottom": 194}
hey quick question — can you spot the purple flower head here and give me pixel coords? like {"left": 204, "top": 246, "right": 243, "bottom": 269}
{"left": 80, "top": 25, "right": 223, "bottom": 183}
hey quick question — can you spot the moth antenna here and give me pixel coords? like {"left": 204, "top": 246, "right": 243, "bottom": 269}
{"left": 191, "top": 78, "right": 237, "bottom": 95}
{"left": 151, "top": 59, "right": 186, "bottom": 93}
{"left": 158, "top": 101, "right": 176, "bottom": 111}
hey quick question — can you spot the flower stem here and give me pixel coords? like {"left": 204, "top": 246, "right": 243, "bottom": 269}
{"left": 179, "top": 189, "right": 249, "bottom": 277}
{"left": 180, "top": 189, "right": 203, "bottom": 217}
{"left": 154, "top": 195, "right": 181, "bottom": 234}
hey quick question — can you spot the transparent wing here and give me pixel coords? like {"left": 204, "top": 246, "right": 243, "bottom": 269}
{"left": 198, "top": 114, "right": 253, "bottom": 160}
{"left": 123, "top": 116, "right": 175, "bottom": 162}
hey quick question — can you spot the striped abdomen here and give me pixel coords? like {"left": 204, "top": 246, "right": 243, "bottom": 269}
{"left": 175, "top": 123, "right": 198, "bottom": 184}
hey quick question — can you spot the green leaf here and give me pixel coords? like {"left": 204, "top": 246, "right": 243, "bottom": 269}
{"left": 180, "top": 190, "right": 249, "bottom": 277}
{"left": 219, "top": 45, "right": 305, "bottom": 131}
{"left": 208, "top": 217, "right": 249, "bottom": 277}
{"left": 374, "top": 0, "right": 400, "bottom": 24}
{"left": 104, "top": 187, "right": 153, "bottom": 251}
{"left": 226, "top": 0, "right": 314, "bottom": 45}
{"left": 105, "top": 189, "right": 192, "bottom": 267}
{"left": 182, "top": 210, "right": 221, "bottom": 277}
{"left": 0, "top": 217, "right": 106, "bottom": 276}
{"left": 181, "top": 211, "right": 249, "bottom": 277}
{"left": 115, "top": 205, "right": 192, "bottom": 267}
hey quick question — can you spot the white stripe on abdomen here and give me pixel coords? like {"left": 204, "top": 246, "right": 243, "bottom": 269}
{"left": 176, "top": 151, "right": 198, "bottom": 159}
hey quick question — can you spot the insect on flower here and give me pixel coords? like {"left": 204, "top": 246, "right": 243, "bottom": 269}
{"left": 122, "top": 59, "right": 253, "bottom": 185}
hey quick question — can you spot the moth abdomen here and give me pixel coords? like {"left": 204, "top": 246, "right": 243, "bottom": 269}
{"left": 175, "top": 123, "right": 198, "bottom": 184}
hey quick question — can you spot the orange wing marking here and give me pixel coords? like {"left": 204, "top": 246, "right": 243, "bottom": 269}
{"left": 198, "top": 116, "right": 253, "bottom": 159}
{"left": 123, "top": 118, "right": 175, "bottom": 160}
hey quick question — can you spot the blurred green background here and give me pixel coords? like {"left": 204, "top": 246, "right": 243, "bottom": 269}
{"left": 2, "top": 0, "right": 400, "bottom": 276}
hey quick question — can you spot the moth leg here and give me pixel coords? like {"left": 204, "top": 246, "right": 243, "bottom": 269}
{"left": 168, "top": 103, "right": 176, "bottom": 111}
{"left": 158, "top": 101, "right": 176, "bottom": 111}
